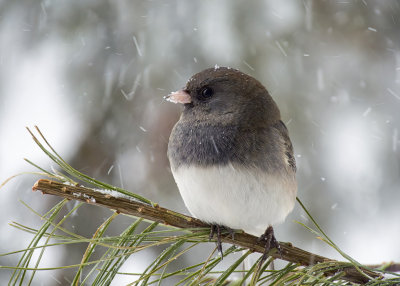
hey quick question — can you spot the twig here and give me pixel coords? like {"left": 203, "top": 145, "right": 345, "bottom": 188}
{"left": 367, "top": 263, "right": 400, "bottom": 273}
{"left": 32, "top": 179, "right": 382, "bottom": 284}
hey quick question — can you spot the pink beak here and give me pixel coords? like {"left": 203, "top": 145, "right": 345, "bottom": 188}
{"left": 164, "top": 89, "right": 192, "bottom": 104}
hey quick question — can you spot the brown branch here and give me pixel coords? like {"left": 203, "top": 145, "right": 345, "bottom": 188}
{"left": 367, "top": 263, "right": 400, "bottom": 273}
{"left": 32, "top": 179, "right": 382, "bottom": 284}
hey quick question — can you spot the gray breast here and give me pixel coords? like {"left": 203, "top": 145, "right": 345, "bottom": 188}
{"left": 168, "top": 120, "right": 295, "bottom": 175}
{"left": 168, "top": 122, "right": 237, "bottom": 168}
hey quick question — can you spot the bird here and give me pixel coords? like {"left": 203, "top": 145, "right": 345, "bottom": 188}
{"left": 165, "top": 66, "right": 297, "bottom": 259}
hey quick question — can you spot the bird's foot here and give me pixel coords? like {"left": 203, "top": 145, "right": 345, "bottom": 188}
{"left": 209, "top": 224, "right": 235, "bottom": 259}
{"left": 258, "top": 226, "right": 282, "bottom": 263}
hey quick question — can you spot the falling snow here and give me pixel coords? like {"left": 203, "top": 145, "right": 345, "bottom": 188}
{"left": 1, "top": 1, "right": 400, "bottom": 282}
{"left": 362, "top": 107, "right": 372, "bottom": 117}
{"left": 387, "top": 88, "right": 400, "bottom": 100}
{"left": 132, "top": 35, "right": 142, "bottom": 57}
{"left": 275, "top": 40, "right": 287, "bottom": 57}
{"left": 242, "top": 60, "right": 255, "bottom": 71}
{"left": 107, "top": 165, "right": 114, "bottom": 175}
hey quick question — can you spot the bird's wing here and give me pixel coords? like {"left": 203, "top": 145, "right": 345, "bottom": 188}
{"left": 273, "top": 120, "right": 296, "bottom": 173}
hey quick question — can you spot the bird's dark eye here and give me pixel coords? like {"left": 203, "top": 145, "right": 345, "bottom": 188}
{"left": 198, "top": 87, "right": 214, "bottom": 100}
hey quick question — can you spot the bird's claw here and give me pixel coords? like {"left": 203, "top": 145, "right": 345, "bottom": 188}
{"left": 258, "top": 226, "right": 282, "bottom": 263}
{"left": 209, "top": 224, "right": 235, "bottom": 259}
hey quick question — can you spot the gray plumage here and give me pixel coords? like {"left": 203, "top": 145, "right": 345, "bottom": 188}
{"left": 168, "top": 67, "right": 296, "bottom": 174}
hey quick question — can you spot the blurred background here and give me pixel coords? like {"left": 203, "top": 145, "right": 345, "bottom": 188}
{"left": 1, "top": 0, "right": 399, "bottom": 284}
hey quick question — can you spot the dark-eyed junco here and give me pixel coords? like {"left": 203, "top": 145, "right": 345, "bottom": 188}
{"left": 165, "top": 66, "right": 297, "bottom": 258}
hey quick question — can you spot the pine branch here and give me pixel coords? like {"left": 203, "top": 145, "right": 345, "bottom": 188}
{"left": 32, "top": 179, "right": 382, "bottom": 284}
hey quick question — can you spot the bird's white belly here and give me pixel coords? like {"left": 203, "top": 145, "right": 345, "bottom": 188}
{"left": 172, "top": 164, "right": 297, "bottom": 236}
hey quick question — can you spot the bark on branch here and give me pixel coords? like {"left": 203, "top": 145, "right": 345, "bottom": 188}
{"left": 32, "top": 179, "right": 381, "bottom": 284}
